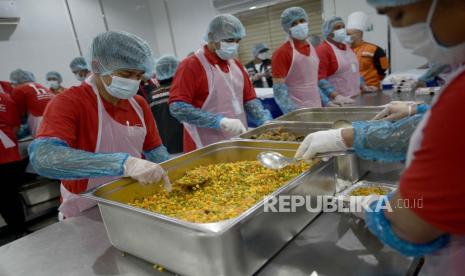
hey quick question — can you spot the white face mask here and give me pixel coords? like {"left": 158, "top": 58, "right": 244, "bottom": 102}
{"left": 47, "top": 80, "right": 60, "bottom": 89}
{"left": 75, "top": 73, "right": 86, "bottom": 82}
{"left": 102, "top": 75, "right": 141, "bottom": 100}
{"left": 216, "top": 42, "right": 239, "bottom": 60}
{"left": 290, "top": 23, "right": 309, "bottom": 40}
{"left": 257, "top": 52, "right": 267, "bottom": 60}
{"left": 392, "top": 0, "right": 465, "bottom": 67}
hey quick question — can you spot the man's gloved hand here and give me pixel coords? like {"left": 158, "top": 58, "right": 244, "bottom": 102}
{"left": 333, "top": 95, "right": 356, "bottom": 105}
{"left": 373, "top": 101, "right": 417, "bottom": 121}
{"left": 295, "top": 129, "right": 348, "bottom": 161}
{"left": 124, "top": 157, "right": 172, "bottom": 192}
{"left": 220, "top": 118, "right": 247, "bottom": 135}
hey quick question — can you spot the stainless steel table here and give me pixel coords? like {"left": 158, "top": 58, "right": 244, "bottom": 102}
{"left": 353, "top": 90, "right": 434, "bottom": 106}
{"left": 0, "top": 206, "right": 416, "bottom": 276}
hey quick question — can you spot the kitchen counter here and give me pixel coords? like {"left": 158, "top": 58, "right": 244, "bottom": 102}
{"left": 0, "top": 206, "right": 417, "bottom": 276}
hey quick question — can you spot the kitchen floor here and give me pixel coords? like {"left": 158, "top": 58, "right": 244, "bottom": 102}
{"left": 0, "top": 211, "right": 58, "bottom": 246}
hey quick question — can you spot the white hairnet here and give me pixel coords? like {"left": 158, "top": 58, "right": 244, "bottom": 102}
{"left": 322, "top": 16, "right": 344, "bottom": 39}
{"left": 69, "top": 57, "right": 89, "bottom": 72}
{"left": 281, "top": 7, "right": 308, "bottom": 33}
{"left": 155, "top": 55, "right": 180, "bottom": 81}
{"left": 10, "top": 69, "right": 35, "bottom": 84}
{"left": 207, "top": 14, "right": 246, "bottom": 42}
{"left": 90, "top": 31, "right": 154, "bottom": 76}
{"left": 252, "top": 43, "right": 269, "bottom": 57}
{"left": 46, "top": 71, "right": 63, "bottom": 83}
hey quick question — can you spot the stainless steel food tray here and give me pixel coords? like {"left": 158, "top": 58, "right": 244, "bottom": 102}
{"left": 234, "top": 121, "right": 332, "bottom": 143}
{"left": 84, "top": 140, "right": 337, "bottom": 276}
{"left": 275, "top": 106, "right": 384, "bottom": 123}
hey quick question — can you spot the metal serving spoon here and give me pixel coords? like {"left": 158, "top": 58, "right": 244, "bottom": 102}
{"left": 257, "top": 150, "right": 354, "bottom": 170}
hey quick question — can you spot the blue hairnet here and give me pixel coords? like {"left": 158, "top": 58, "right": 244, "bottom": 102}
{"left": 90, "top": 31, "right": 154, "bottom": 76}
{"left": 367, "top": 0, "right": 422, "bottom": 8}
{"left": 69, "top": 57, "right": 89, "bottom": 72}
{"left": 10, "top": 69, "right": 35, "bottom": 84}
{"left": 281, "top": 7, "right": 309, "bottom": 33}
{"left": 155, "top": 55, "right": 180, "bottom": 81}
{"left": 46, "top": 71, "right": 63, "bottom": 83}
{"left": 322, "top": 16, "right": 344, "bottom": 39}
{"left": 252, "top": 43, "right": 269, "bottom": 57}
{"left": 207, "top": 14, "right": 246, "bottom": 42}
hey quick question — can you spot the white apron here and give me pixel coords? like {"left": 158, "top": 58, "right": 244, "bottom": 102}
{"left": 285, "top": 39, "right": 321, "bottom": 108}
{"left": 183, "top": 48, "right": 247, "bottom": 149}
{"left": 58, "top": 80, "right": 147, "bottom": 218}
{"left": 405, "top": 66, "right": 465, "bottom": 276}
{"left": 27, "top": 84, "right": 53, "bottom": 137}
{"left": 0, "top": 129, "right": 15, "bottom": 149}
{"left": 326, "top": 41, "right": 361, "bottom": 98}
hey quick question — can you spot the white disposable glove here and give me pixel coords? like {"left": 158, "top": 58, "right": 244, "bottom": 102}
{"left": 333, "top": 95, "right": 355, "bottom": 105}
{"left": 362, "top": 85, "right": 379, "bottom": 93}
{"left": 220, "top": 118, "right": 246, "bottom": 135}
{"left": 295, "top": 129, "right": 348, "bottom": 161}
{"left": 372, "top": 101, "right": 417, "bottom": 121}
{"left": 123, "top": 157, "right": 172, "bottom": 192}
{"left": 326, "top": 101, "right": 343, "bottom": 108}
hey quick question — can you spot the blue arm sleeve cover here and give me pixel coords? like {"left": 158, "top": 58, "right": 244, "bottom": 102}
{"left": 273, "top": 83, "right": 297, "bottom": 114}
{"left": 318, "top": 79, "right": 335, "bottom": 97}
{"left": 416, "top": 104, "right": 430, "bottom": 114}
{"left": 244, "top": 99, "right": 272, "bottom": 126}
{"left": 360, "top": 76, "right": 366, "bottom": 87}
{"left": 143, "top": 145, "right": 170, "bottom": 163}
{"left": 418, "top": 64, "right": 450, "bottom": 82}
{"left": 169, "top": 101, "right": 223, "bottom": 129}
{"left": 352, "top": 114, "right": 423, "bottom": 162}
{"left": 28, "top": 138, "right": 128, "bottom": 180}
{"left": 320, "top": 89, "right": 330, "bottom": 106}
{"left": 365, "top": 198, "right": 450, "bottom": 257}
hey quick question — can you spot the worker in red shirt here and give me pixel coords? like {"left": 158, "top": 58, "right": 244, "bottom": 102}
{"left": 9, "top": 69, "right": 54, "bottom": 137}
{"left": 0, "top": 81, "right": 14, "bottom": 95}
{"left": 69, "top": 57, "right": 91, "bottom": 82}
{"left": 296, "top": 0, "right": 465, "bottom": 274}
{"left": 46, "top": 71, "right": 67, "bottom": 95}
{"left": 271, "top": 7, "right": 321, "bottom": 113}
{"left": 316, "top": 16, "right": 360, "bottom": 102}
{"left": 28, "top": 31, "right": 171, "bottom": 219}
{"left": 0, "top": 92, "right": 28, "bottom": 237}
{"left": 169, "top": 14, "right": 272, "bottom": 153}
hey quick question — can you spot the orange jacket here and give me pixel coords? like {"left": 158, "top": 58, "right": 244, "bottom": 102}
{"left": 352, "top": 41, "right": 389, "bottom": 88}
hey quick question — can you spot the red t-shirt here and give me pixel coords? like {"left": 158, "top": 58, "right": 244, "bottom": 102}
{"left": 271, "top": 39, "right": 311, "bottom": 79}
{"left": 316, "top": 40, "right": 347, "bottom": 80}
{"left": 10, "top": 83, "right": 54, "bottom": 117}
{"left": 399, "top": 70, "right": 465, "bottom": 234}
{"left": 0, "top": 81, "right": 14, "bottom": 95}
{"left": 169, "top": 45, "right": 256, "bottom": 152}
{"left": 37, "top": 83, "right": 163, "bottom": 194}
{"left": 0, "top": 93, "right": 21, "bottom": 164}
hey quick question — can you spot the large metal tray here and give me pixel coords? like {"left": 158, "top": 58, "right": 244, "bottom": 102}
{"left": 234, "top": 121, "right": 332, "bottom": 143}
{"left": 275, "top": 106, "right": 384, "bottom": 122}
{"left": 85, "top": 140, "right": 336, "bottom": 276}
{"left": 20, "top": 178, "right": 60, "bottom": 206}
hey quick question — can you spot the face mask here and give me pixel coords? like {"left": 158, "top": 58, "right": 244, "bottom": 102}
{"left": 75, "top": 73, "right": 86, "bottom": 82}
{"left": 290, "top": 23, "right": 309, "bottom": 40}
{"left": 102, "top": 75, "right": 141, "bottom": 100}
{"left": 257, "top": 52, "right": 267, "bottom": 60}
{"left": 393, "top": 0, "right": 465, "bottom": 67}
{"left": 47, "top": 80, "right": 60, "bottom": 89}
{"left": 216, "top": 42, "right": 239, "bottom": 60}
{"left": 333, "top": 28, "right": 349, "bottom": 43}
